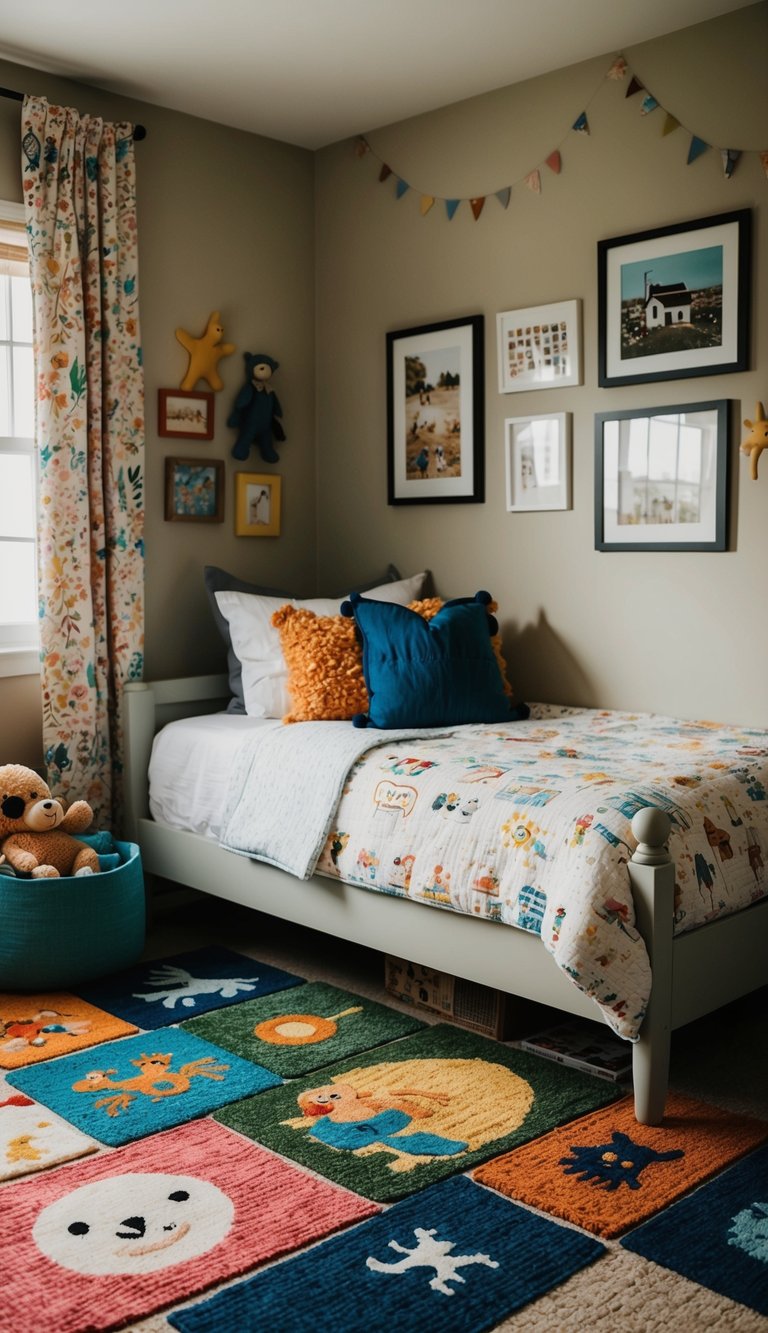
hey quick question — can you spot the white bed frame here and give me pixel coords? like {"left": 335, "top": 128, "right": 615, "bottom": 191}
{"left": 123, "top": 674, "right": 768, "bottom": 1126}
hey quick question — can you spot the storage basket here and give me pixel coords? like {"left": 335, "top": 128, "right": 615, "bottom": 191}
{"left": 0, "top": 835, "right": 145, "bottom": 991}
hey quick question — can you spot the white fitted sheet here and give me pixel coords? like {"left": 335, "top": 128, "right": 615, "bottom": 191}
{"left": 148, "top": 713, "right": 269, "bottom": 839}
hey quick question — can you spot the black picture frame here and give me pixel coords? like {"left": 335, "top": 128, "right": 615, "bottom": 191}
{"left": 594, "top": 400, "right": 729, "bottom": 552}
{"left": 597, "top": 210, "right": 750, "bottom": 388}
{"left": 386, "top": 314, "right": 484, "bottom": 504}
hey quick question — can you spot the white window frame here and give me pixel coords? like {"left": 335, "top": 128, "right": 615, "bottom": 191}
{"left": 0, "top": 199, "right": 38, "bottom": 678}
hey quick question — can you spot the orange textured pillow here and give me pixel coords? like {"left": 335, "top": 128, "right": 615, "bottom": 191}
{"left": 409, "top": 596, "right": 514, "bottom": 698}
{"left": 271, "top": 605, "right": 368, "bottom": 723}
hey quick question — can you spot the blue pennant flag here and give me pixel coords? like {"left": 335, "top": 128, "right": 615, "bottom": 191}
{"left": 395, "top": 178, "right": 410, "bottom": 199}
{"left": 495, "top": 187, "right": 511, "bottom": 209}
{"left": 687, "top": 136, "right": 709, "bottom": 165}
{"left": 445, "top": 199, "right": 461, "bottom": 220}
{"left": 572, "top": 112, "right": 589, "bottom": 135}
{"left": 721, "top": 149, "right": 741, "bottom": 178}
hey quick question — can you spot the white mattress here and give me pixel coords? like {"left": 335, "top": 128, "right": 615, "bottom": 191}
{"left": 148, "top": 713, "right": 269, "bottom": 839}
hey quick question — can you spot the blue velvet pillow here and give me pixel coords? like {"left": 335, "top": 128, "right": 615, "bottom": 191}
{"left": 341, "top": 590, "right": 529, "bottom": 729}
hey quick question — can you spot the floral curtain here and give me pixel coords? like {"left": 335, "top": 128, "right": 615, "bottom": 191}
{"left": 21, "top": 96, "right": 145, "bottom": 831}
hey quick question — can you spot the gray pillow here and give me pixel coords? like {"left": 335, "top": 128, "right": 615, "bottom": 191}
{"left": 203, "top": 563, "right": 402, "bottom": 713}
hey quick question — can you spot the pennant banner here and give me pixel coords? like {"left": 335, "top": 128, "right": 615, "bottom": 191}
{"left": 354, "top": 52, "right": 767, "bottom": 221}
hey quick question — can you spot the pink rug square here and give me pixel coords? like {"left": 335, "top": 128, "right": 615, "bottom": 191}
{"left": 0, "top": 1118, "right": 379, "bottom": 1332}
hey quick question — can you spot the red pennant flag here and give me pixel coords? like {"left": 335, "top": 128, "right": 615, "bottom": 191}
{"left": 470, "top": 197, "right": 486, "bottom": 220}
{"left": 545, "top": 150, "right": 561, "bottom": 174}
{"left": 379, "top": 164, "right": 392, "bottom": 182}
{"left": 626, "top": 75, "right": 644, "bottom": 97}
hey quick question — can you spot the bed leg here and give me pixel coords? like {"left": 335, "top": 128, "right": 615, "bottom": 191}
{"left": 628, "top": 808, "right": 676, "bottom": 1126}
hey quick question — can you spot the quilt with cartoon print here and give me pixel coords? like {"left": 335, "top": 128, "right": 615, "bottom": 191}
{"left": 308, "top": 705, "right": 767, "bottom": 1042}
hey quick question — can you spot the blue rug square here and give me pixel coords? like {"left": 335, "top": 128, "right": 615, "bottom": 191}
{"left": 73, "top": 946, "right": 303, "bottom": 1029}
{"left": 622, "top": 1141, "right": 768, "bottom": 1316}
{"left": 168, "top": 1174, "right": 605, "bottom": 1332}
{"left": 8, "top": 1028, "right": 281, "bottom": 1146}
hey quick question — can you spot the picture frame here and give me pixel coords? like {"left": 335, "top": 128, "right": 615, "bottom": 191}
{"left": 594, "top": 400, "right": 729, "bottom": 552}
{"left": 505, "top": 412, "right": 572, "bottom": 512}
{"left": 387, "top": 314, "right": 484, "bottom": 504}
{"left": 158, "top": 388, "right": 215, "bottom": 440}
{"left": 235, "top": 472, "right": 281, "bottom": 537}
{"left": 164, "top": 457, "right": 224, "bottom": 523}
{"left": 597, "top": 210, "right": 750, "bottom": 388}
{"left": 497, "top": 299, "right": 581, "bottom": 393}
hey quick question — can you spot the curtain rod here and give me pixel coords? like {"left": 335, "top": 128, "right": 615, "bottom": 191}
{"left": 0, "top": 85, "right": 147, "bottom": 139}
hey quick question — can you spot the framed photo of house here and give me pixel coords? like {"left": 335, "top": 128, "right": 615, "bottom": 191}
{"left": 597, "top": 210, "right": 750, "bottom": 387}
{"left": 594, "top": 400, "right": 729, "bottom": 551}
{"left": 158, "top": 388, "right": 215, "bottom": 439}
{"left": 505, "top": 412, "right": 572, "bottom": 512}
{"left": 497, "top": 300, "right": 581, "bottom": 393}
{"left": 164, "top": 457, "right": 224, "bottom": 523}
{"left": 387, "top": 314, "right": 484, "bottom": 504}
{"left": 235, "top": 472, "right": 281, "bottom": 536}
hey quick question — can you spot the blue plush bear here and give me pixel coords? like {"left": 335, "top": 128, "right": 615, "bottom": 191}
{"left": 228, "top": 352, "right": 286, "bottom": 463}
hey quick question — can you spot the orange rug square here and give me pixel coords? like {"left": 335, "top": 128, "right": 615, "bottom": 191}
{"left": 0, "top": 993, "right": 137, "bottom": 1069}
{"left": 473, "top": 1092, "right": 768, "bottom": 1237}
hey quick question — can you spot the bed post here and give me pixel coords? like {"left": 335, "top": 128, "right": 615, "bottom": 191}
{"left": 627, "top": 807, "right": 675, "bottom": 1125}
{"left": 123, "top": 681, "right": 156, "bottom": 844}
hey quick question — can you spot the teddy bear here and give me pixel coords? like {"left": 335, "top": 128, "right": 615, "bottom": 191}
{"left": 0, "top": 764, "right": 100, "bottom": 878}
{"left": 228, "top": 352, "right": 286, "bottom": 462}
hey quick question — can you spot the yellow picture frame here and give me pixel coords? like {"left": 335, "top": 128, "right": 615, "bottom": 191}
{"left": 235, "top": 472, "right": 281, "bottom": 537}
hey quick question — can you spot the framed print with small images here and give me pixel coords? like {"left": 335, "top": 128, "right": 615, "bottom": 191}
{"left": 158, "top": 388, "right": 215, "bottom": 439}
{"left": 597, "top": 210, "right": 750, "bottom": 388}
{"left": 387, "top": 314, "right": 484, "bottom": 504}
{"left": 505, "top": 412, "right": 572, "bottom": 512}
{"left": 164, "top": 457, "right": 224, "bottom": 523}
{"left": 235, "top": 472, "right": 281, "bottom": 536}
{"left": 594, "top": 400, "right": 729, "bottom": 552}
{"left": 497, "top": 299, "right": 581, "bottom": 393}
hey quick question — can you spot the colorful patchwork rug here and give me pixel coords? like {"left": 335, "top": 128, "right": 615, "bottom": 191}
{"left": 0, "top": 1118, "right": 378, "bottom": 1333}
{"left": 74, "top": 946, "right": 304, "bottom": 1029}
{"left": 167, "top": 1174, "right": 604, "bottom": 1332}
{"left": 181, "top": 980, "right": 425, "bottom": 1077}
{"left": 0, "top": 991, "right": 137, "bottom": 1070}
{"left": 8, "top": 1028, "right": 281, "bottom": 1146}
{"left": 622, "top": 1140, "right": 768, "bottom": 1317}
{"left": 0, "top": 1092, "right": 97, "bottom": 1181}
{"left": 473, "top": 1091, "right": 768, "bottom": 1237}
{"left": 214, "top": 1023, "right": 619, "bottom": 1201}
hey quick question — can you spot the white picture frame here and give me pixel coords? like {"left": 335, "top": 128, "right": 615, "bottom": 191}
{"left": 505, "top": 412, "right": 571, "bottom": 512}
{"left": 497, "top": 299, "right": 581, "bottom": 394}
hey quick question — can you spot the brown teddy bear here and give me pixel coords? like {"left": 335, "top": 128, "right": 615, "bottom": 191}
{"left": 0, "top": 764, "right": 100, "bottom": 878}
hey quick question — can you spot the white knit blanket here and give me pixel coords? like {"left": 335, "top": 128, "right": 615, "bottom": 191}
{"left": 219, "top": 720, "right": 450, "bottom": 877}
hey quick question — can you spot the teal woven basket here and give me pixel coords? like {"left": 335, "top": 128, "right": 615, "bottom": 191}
{"left": 0, "top": 836, "right": 146, "bottom": 991}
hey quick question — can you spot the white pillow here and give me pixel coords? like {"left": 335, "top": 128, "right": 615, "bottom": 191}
{"left": 215, "top": 571, "right": 427, "bottom": 718}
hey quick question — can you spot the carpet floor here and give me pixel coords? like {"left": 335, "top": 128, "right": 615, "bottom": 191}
{"left": 2, "top": 890, "right": 766, "bottom": 1332}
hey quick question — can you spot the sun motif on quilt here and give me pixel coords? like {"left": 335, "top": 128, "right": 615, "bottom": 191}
{"left": 728, "top": 1202, "right": 768, "bottom": 1263}
{"left": 253, "top": 1005, "right": 363, "bottom": 1046}
{"left": 72, "top": 1051, "right": 229, "bottom": 1117}
{"left": 366, "top": 1226, "right": 499, "bottom": 1295}
{"left": 132, "top": 963, "right": 258, "bottom": 1010}
{"left": 282, "top": 1057, "right": 534, "bottom": 1172}
{"left": 559, "top": 1130, "right": 684, "bottom": 1191}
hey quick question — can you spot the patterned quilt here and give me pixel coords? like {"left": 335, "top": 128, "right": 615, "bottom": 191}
{"left": 313, "top": 705, "right": 768, "bottom": 1041}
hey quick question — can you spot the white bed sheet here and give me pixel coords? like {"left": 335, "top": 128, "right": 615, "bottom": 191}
{"left": 148, "top": 713, "right": 272, "bottom": 839}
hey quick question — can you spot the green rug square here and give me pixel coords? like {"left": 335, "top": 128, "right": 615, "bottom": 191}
{"left": 214, "top": 1023, "right": 620, "bottom": 1201}
{"left": 181, "top": 981, "right": 425, "bottom": 1077}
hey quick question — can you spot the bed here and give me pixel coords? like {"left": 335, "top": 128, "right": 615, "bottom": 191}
{"left": 122, "top": 672, "right": 768, "bottom": 1127}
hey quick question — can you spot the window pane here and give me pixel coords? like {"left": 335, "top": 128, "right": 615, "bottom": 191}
{"left": 0, "top": 454, "right": 35, "bottom": 537}
{"left": 12, "top": 346, "right": 34, "bottom": 437}
{"left": 0, "top": 541, "right": 36, "bottom": 624}
{"left": 0, "top": 346, "right": 9, "bottom": 435}
{"left": 11, "top": 275, "right": 32, "bottom": 343}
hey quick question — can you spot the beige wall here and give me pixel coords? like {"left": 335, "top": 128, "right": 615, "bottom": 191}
{"left": 0, "top": 57, "right": 316, "bottom": 765}
{"left": 315, "top": 3, "right": 768, "bottom": 725}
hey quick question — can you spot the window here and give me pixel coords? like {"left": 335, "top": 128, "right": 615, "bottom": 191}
{"left": 0, "top": 201, "right": 38, "bottom": 676}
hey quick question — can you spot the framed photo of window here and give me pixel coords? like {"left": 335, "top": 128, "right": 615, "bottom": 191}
{"left": 597, "top": 210, "right": 750, "bottom": 387}
{"left": 164, "top": 457, "right": 224, "bottom": 523}
{"left": 594, "top": 400, "right": 729, "bottom": 551}
{"left": 386, "top": 314, "right": 484, "bottom": 504}
{"left": 235, "top": 472, "right": 281, "bottom": 536}
{"left": 505, "top": 412, "right": 571, "bottom": 511}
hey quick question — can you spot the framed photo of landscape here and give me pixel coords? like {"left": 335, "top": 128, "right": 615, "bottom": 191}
{"left": 594, "top": 400, "right": 729, "bottom": 552}
{"left": 597, "top": 210, "right": 750, "bottom": 388}
{"left": 387, "top": 314, "right": 484, "bottom": 504}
